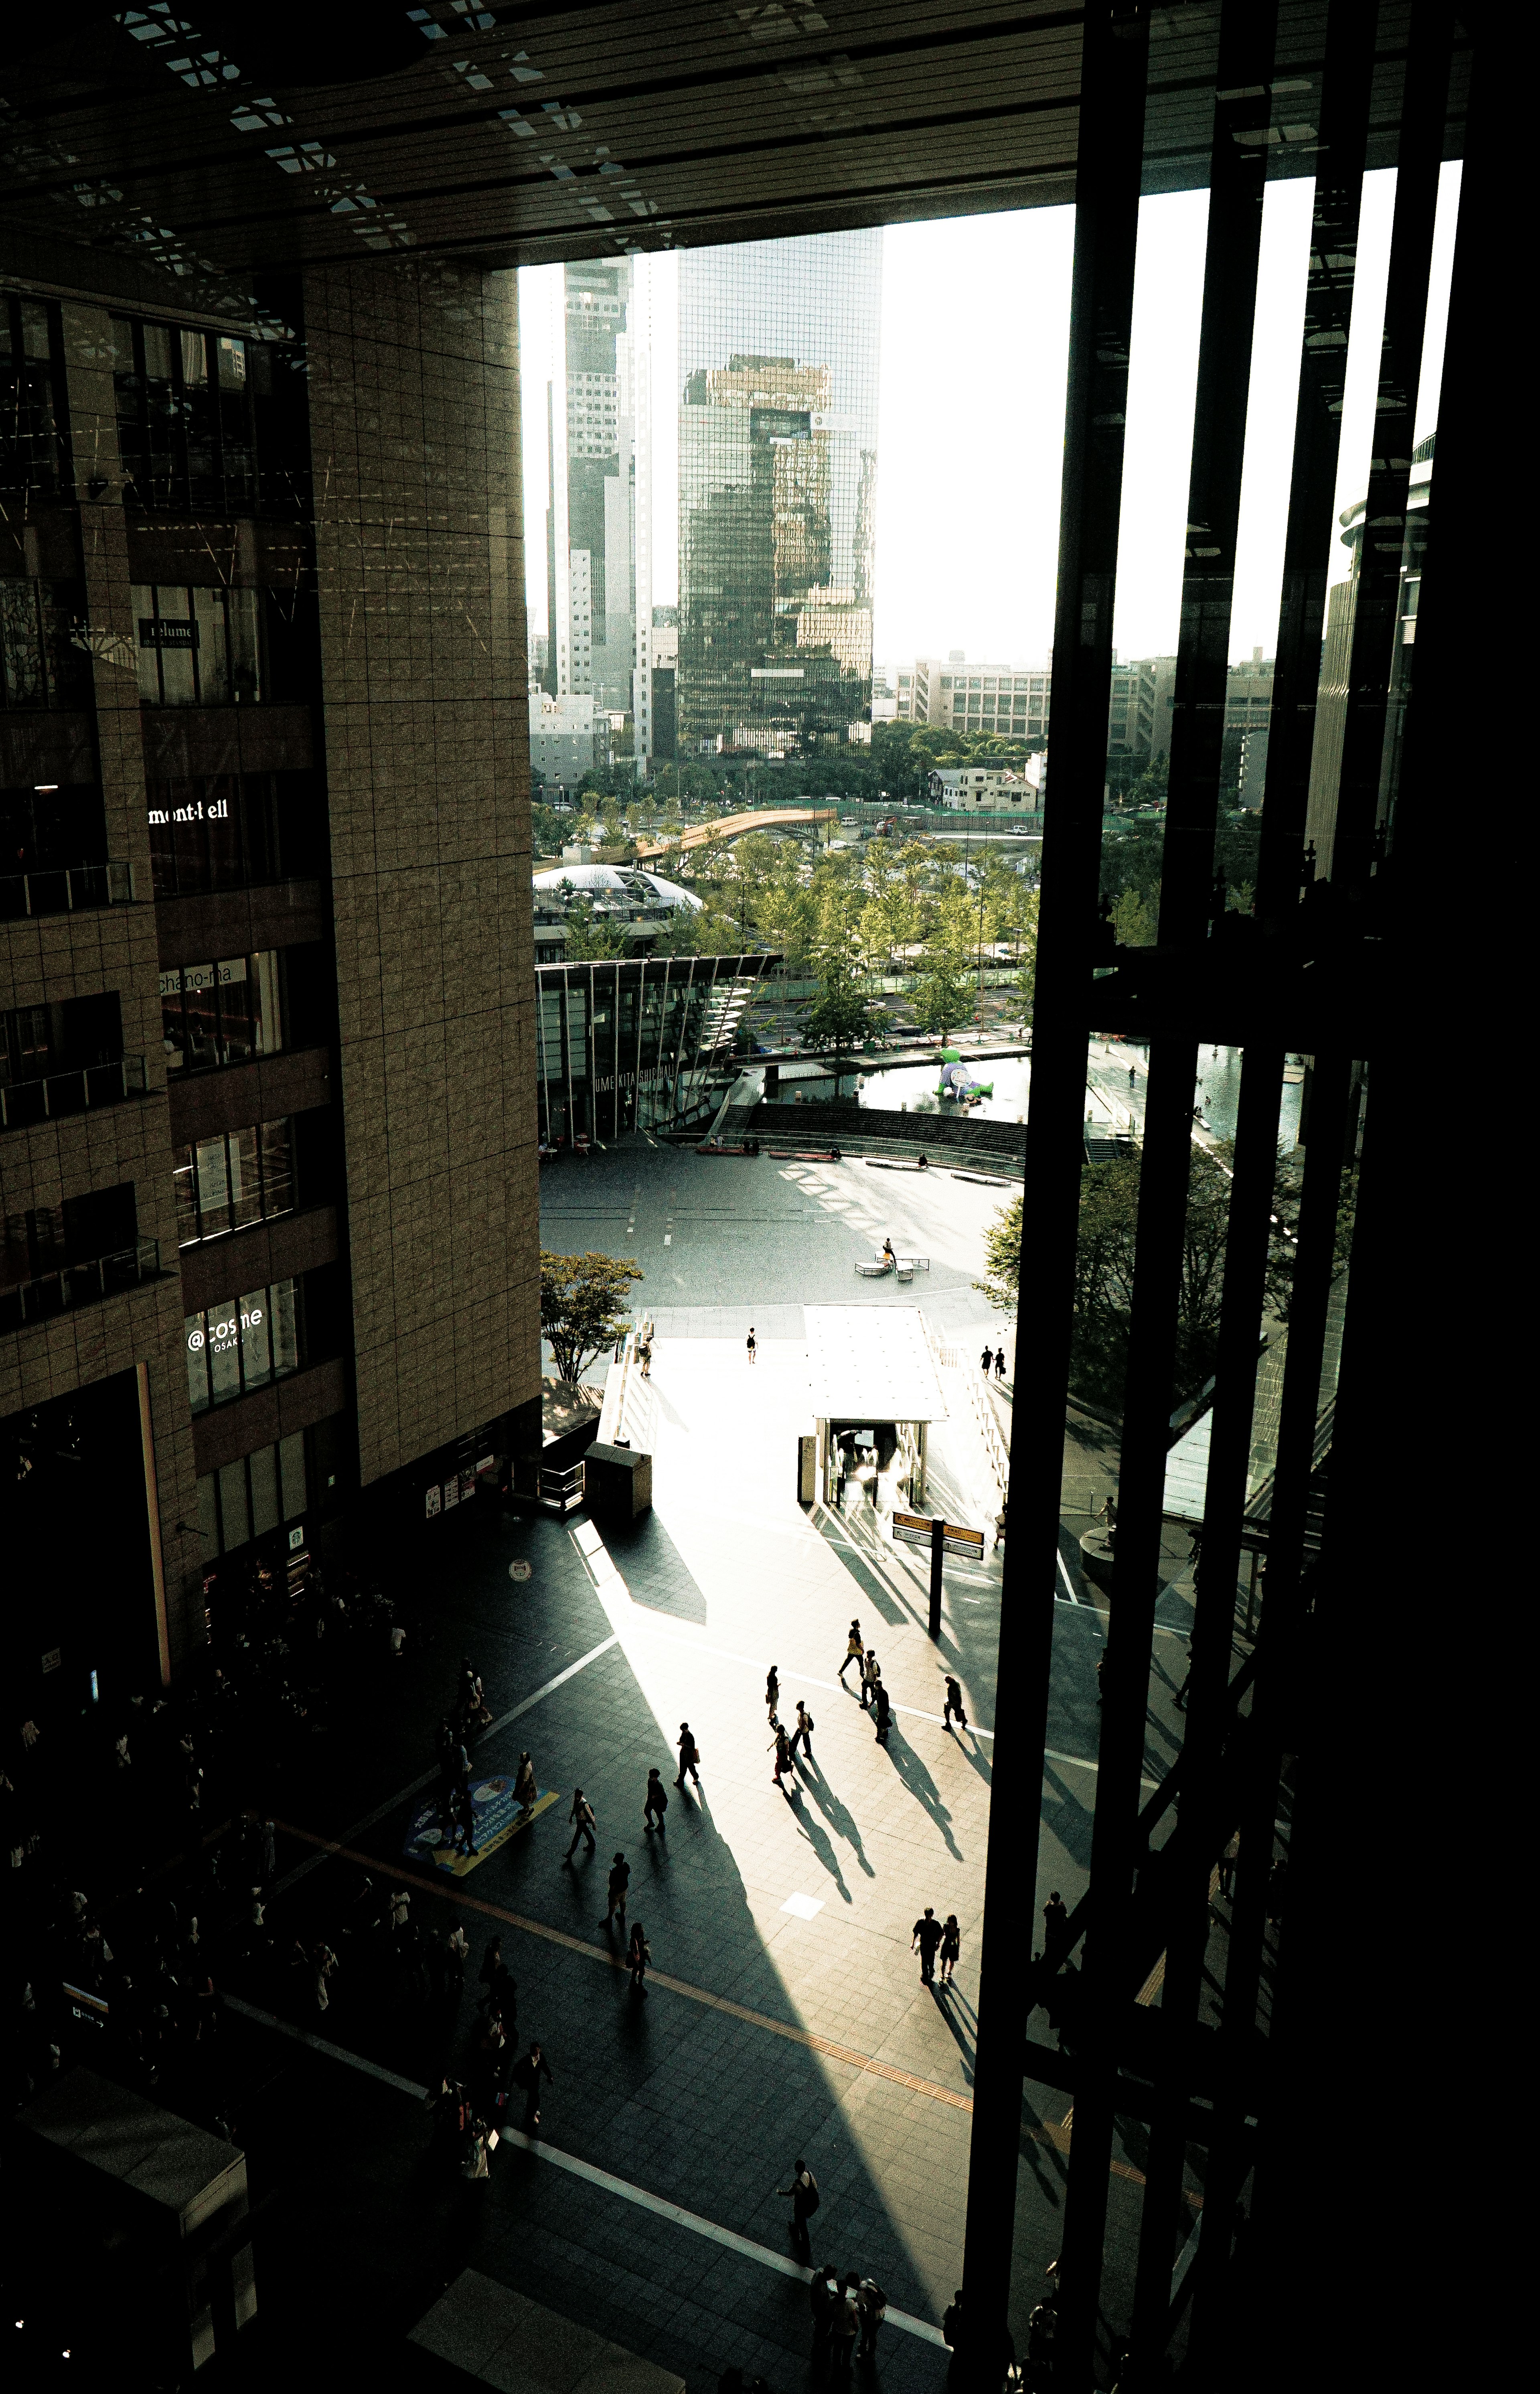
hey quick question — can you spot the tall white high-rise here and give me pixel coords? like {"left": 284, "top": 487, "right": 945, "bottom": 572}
{"left": 544, "top": 256, "right": 654, "bottom": 774}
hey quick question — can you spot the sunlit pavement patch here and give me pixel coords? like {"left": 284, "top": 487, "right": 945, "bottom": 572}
{"left": 403, "top": 1780, "right": 559, "bottom": 1877}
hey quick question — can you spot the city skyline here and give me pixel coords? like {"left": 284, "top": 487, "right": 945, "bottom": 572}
{"left": 520, "top": 161, "right": 1458, "bottom": 693}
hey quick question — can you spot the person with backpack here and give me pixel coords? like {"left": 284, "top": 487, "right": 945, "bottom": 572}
{"left": 643, "top": 1768, "right": 669, "bottom": 1832}
{"left": 776, "top": 2156, "right": 819, "bottom": 2261}
{"left": 793, "top": 1700, "right": 815, "bottom": 1761}
{"left": 860, "top": 1647, "right": 880, "bottom": 1711}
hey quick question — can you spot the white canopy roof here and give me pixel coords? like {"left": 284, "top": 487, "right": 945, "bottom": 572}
{"left": 531, "top": 863, "right": 701, "bottom": 911}
{"left": 805, "top": 1306, "right": 949, "bottom": 1425}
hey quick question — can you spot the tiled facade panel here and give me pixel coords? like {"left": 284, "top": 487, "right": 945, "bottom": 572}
{"left": 0, "top": 302, "right": 202, "bottom": 1670}
{"left": 304, "top": 261, "right": 538, "bottom": 1486}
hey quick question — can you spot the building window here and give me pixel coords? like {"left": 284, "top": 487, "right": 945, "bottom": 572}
{"left": 172, "top": 1118, "right": 296, "bottom": 1245}
{"left": 111, "top": 317, "right": 261, "bottom": 512}
{"left": 1, "top": 297, "right": 64, "bottom": 498}
{"left": 160, "top": 953, "right": 284, "bottom": 1074}
{"left": 1, "top": 580, "right": 92, "bottom": 710}
{"left": 197, "top": 1429, "right": 307, "bottom": 1556}
{"left": 184, "top": 1276, "right": 301, "bottom": 1413}
{"left": 145, "top": 773, "right": 288, "bottom": 896}
{"left": 133, "top": 585, "right": 262, "bottom": 706}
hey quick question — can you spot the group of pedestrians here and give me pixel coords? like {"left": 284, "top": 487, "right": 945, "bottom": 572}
{"left": 979, "top": 1345, "right": 1008, "bottom": 1382}
{"left": 837, "top": 1622, "right": 892, "bottom": 1743}
{"left": 432, "top": 1658, "right": 498, "bottom": 1856}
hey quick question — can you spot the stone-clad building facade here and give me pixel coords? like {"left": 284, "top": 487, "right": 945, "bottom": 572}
{"left": 2, "top": 252, "right": 537, "bottom": 1708}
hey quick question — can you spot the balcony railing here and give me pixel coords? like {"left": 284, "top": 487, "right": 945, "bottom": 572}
{"left": 1, "top": 1237, "right": 161, "bottom": 1334}
{"left": 0, "top": 1057, "right": 149, "bottom": 1132}
{"left": 0, "top": 860, "right": 138, "bottom": 921}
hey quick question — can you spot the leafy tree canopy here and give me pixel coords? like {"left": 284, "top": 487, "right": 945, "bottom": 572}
{"left": 540, "top": 1250, "right": 644, "bottom": 1384}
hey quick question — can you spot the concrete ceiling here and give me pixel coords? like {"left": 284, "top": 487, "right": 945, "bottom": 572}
{"left": 0, "top": 2, "right": 1462, "bottom": 319}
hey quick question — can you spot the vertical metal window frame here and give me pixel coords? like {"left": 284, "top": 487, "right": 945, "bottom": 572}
{"left": 957, "top": 11, "right": 1152, "bottom": 2379}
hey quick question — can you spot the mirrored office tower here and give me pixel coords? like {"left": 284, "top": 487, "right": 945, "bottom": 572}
{"left": 678, "top": 231, "right": 881, "bottom": 758}
{"left": 545, "top": 258, "right": 655, "bottom": 764}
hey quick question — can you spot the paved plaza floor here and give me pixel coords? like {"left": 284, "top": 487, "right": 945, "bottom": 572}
{"left": 211, "top": 1138, "right": 1226, "bottom": 2389}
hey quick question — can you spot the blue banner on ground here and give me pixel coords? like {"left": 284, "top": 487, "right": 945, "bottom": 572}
{"left": 403, "top": 1778, "right": 557, "bottom": 1877}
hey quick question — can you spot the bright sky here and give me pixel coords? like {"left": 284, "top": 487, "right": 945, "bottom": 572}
{"left": 517, "top": 161, "right": 1460, "bottom": 673}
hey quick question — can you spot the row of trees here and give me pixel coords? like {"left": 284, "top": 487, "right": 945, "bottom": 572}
{"left": 976, "top": 1139, "right": 1355, "bottom": 1414}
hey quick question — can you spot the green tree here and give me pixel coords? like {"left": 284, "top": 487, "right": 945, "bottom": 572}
{"left": 974, "top": 1192, "right": 1023, "bottom": 1315}
{"left": 561, "top": 897, "right": 628, "bottom": 961}
{"left": 912, "top": 880, "right": 976, "bottom": 1037}
{"left": 540, "top": 1250, "right": 644, "bottom": 1383}
{"left": 1112, "top": 883, "right": 1160, "bottom": 947}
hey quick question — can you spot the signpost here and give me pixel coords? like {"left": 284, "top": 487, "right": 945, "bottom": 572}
{"left": 892, "top": 1511, "right": 986, "bottom": 1638}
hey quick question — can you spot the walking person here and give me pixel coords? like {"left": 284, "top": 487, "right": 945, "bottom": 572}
{"left": 776, "top": 2156, "right": 819, "bottom": 2262}
{"left": 980, "top": 1343, "right": 993, "bottom": 1379}
{"left": 860, "top": 1647, "right": 880, "bottom": 1710}
{"left": 675, "top": 1722, "right": 701, "bottom": 1788}
{"left": 873, "top": 1680, "right": 892, "bottom": 1745}
{"left": 994, "top": 1347, "right": 1007, "bottom": 1382}
{"left": 746, "top": 1326, "right": 757, "bottom": 1365}
{"left": 602, "top": 1852, "right": 630, "bottom": 1928}
{"left": 639, "top": 1337, "right": 652, "bottom": 1380}
{"left": 794, "top": 1700, "right": 815, "bottom": 1761}
{"left": 939, "top": 1914, "right": 961, "bottom": 1986}
{"left": 993, "top": 1499, "right": 1007, "bottom": 1553}
{"left": 943, "top": 1674, "right": 969, "bottom": 1733}
{"left": 444, "top": 1924, "right": 469, "bottom": 1987}
{"left": 511, "top": 2041, "right": 553, "bottom": 2135}
{"left": 627, "top": 1920, "right": 650, "bottom": 1995}
{"left": 1218, "top": 1828, "right": 1240, "bottom": 1900}
{"left": 454, "top": 1782, "right": 479, "bottom": 1857}
{"left": 642, "top": 1767, "right": 669, "bottom": 1833}
{"left": 765, "top": 1664, "right": 780, "bottom": 1721}
{"left": 838, "top": 1621, "right": 864, "bottom": 1687}
{"left": 1042, "top": 1890, "right": 1070, "bottom": 1955}
{"left": 912, "top": 1906, "right": 944, "bottom": 1984}
{"left": 771, "top": 1722, "right": 796, "bottom": 1790}
{"left": 564, "top": 1787, "right": 596, "bottom": 1860}
{"left": 477, "top": 1936, "right": 504, "bottom": 2011}
{"left": 513, "top": 1750, "right": 538, "bottom": 1820}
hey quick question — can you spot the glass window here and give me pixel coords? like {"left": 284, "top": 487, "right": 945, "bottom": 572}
{"left": 228, "top": 1123, "right": 262, "bottom": 1228}
{"left": 197, "top": 1470, "right": 220, "bottom": 1559}
{"left": 279, "top": 1429, "right": 306, "bottom": 1522}
{"left": 268, "top": 1277, "right": 300, "bottom": 1377}
{"left": 248, "top": 1441, "right": 280, "bottom": 1538}
{"left": 173, "top": 1145, "right": 198, "bottom": 1246}
{"left": 184, "top": 1277, "right": 300, "bottom": 1410}
{"left": 193, "top": 1132, "right": 232, "bottom": 1236}
{"left": 217, "top": 1457, "right": 250, "bottom": 1551}
{"left": 205, "top": 1296, "right": 246, "bottom": 1406}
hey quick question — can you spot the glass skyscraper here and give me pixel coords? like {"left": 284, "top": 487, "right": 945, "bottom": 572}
{"left": 545, "top": 257, "right": 656, "bottom": 765}
{"left": 677, "top": 231, "right": 881, "bottom": 758}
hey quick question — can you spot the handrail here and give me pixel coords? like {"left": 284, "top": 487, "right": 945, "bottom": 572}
{"left": 1, "top": 1236, "right": 161, "bottom": 1333}
{"left": 0, "top": 860, "right": 137, "bottom": 919}
{"left": 0, "top": 1056, "right": 148, "bottom": 1132}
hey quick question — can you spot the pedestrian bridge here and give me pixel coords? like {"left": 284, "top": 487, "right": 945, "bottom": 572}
{"left": 633, "top": 809, "right": 836, "bottom": 862}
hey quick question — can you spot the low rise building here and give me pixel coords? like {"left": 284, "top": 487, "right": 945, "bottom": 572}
{"left": 930, "top": 765, "right": 1041, "bottom": 810}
